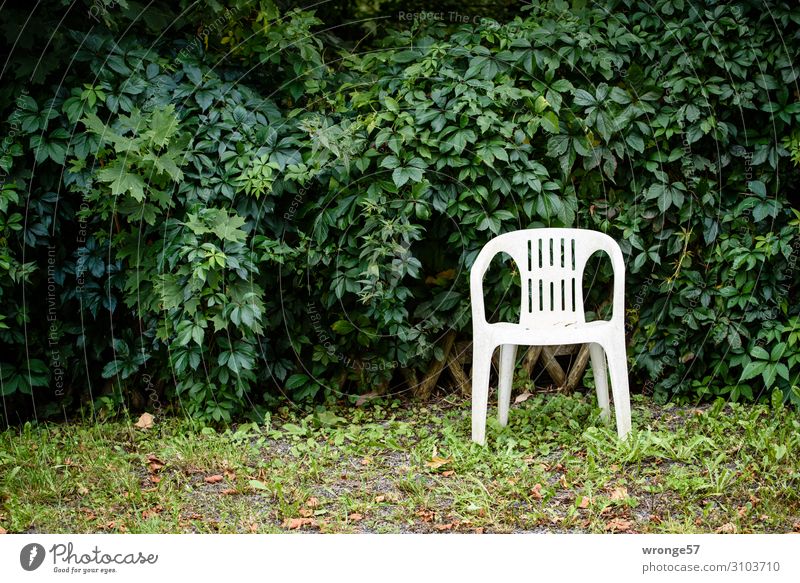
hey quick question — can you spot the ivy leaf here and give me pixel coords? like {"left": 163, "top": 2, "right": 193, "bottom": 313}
{"left": 210, "top": 211, "right": 248, "bottom": 243}
{"left": 573, "top": 89, "right": 597, "bottom": 107}
{"left": 747, "top": 180, "right": 766, "bottom": 197}
{"left": 97, "top": 165, "right": 147, "bottom": 201}
{"left": 147, "top": 105, "right": 179, "bottom": 147}
{"left": 739, "top": 360, "right": 766, "bottom": 381}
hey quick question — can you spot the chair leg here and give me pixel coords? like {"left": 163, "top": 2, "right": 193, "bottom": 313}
{"left": 605, "top": 336, "right": 632, "bottom": 439}
{"left": 589, "top": 342, "right": 610, "bottom": 422}
{"left": 471, "top": 342, "right": 494, "bottom": 445}
{"left": 497, "top": 344, "right": 518, "bottom": 426}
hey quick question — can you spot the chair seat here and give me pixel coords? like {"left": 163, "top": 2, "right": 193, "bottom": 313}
{"left": 485, "top": 319, "right": 616, "bottom": 346}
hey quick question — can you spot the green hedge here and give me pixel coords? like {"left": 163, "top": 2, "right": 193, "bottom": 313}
{"left": 1, "top": 0, "right": 799, "bottom": 424}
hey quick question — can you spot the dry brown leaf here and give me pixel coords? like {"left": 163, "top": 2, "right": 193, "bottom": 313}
{"left": 417, "top": 509, "right": 435, "bottom": 523}
{"left": 514, "top": 391, "right": 533, "bottom": 404}
{"left": 146, "top": 454, "right": 165, "bottom": 473}
{"left": 609, "top": 486, "right": 628, "bottom": 501}
{"left": 530, "top": 483, "right": 543, "bottom": 500}
{"left": 434, "top": 523, "right": 454, "bottom": 531}
{"left": 0, "top": 527, "right": 7, "bottom": 534}
{"left": 374, "top": 495, "right": 385, "bottom": 503}
{"left": 134, "top": 412, "right": 154, "bottom": 430}
{"left": 605, "top": 518, "right": 633, "bottom": 532}
{"left": 716, "top": 522, "right": 736, "bottom": 534}
{"left": 306, "top": 497, "right": 319, "bottom": 508}
{"left": 441, "top": 470, "right": 454, "bottom": 477}
{"left": 220, "top": 488, "right": 237, "bottom": 496}
{"left": 282, "top": 517, "right": 315, "bottom": 530}
{"left": 77, "top": 485, "right": 89, "bottom": 495}
{"left": 737, "top": 506, "right": 748, "bottom": 518}
{"left": 360, "top": 457, "right": 371, "bottom": 466}
{"left": 348, "top": 513, "right": 363, "bottom": 522}
{"left": 355, "top": 392, "right": 381, "bottom": 407}
{"left": 204, "top": 475, "right": 224, "bottom": 484}
{"left": 649, "top": 514, "right": 662, "bottom": 524}
{"left": 149, "top": 475, "right": 161, "bottom": 485}
{"left": 559, "top": 475, "right": 569, "bottom": 488}
{"left": 224, "top": 469, "right": 236, "bottom": 480}
{"left": 425, "top": 456, "right": 451, "bottom": 470}
{"left": 299, "top": 508, "right": 313, "bottom": 518}
{"left": 578, "top": 495, "right": 591, "bottom": 509}
{"left": 473, "top": 527, "right": 484, "bottom": 534}
{"left": 141, "top": 506, "right": 163, "bottom": 520}
{"left": 248, "top": 523, "right": 258, "bottom": 533}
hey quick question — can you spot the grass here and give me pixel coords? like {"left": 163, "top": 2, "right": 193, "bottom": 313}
{"left": 1, "top": 388, "right": 799, "bottom": 534}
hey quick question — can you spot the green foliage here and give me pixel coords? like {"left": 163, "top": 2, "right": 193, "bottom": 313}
{"left": 0, "top": 0, "right": 799, "bottom": 423}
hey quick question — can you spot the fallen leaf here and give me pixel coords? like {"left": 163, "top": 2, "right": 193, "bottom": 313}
{"left": 441, "top": 470, "right": 454, "bottom": 477}
{"left": 609, "top": 486, "right": 628, "bottom": 501}
{"left": 146, "top": 454, "right": 165, "bottom": 473}
{"left": 530, "top": 483, "right": 543, "bottom": 500}
{"left": 204, "top": 475, "right": 224, "bottom": 484}
{"left": 282, "top": 517, "right": 315, "bottom": 530}
{"left": 374, "top": 495, "right": 385, "bottom": 503}
{"left": 425, "top": 456, "right": 451, "bottom": 470}
{"left": 77, "top": 485, "right": 89, "bottom": 495}
{"left": 361, "top": 457, "right": 371, "bottom": 466}
{"left": 416, "top": 509, "right": 435, "bottom": 523}
{"left": 605, "top": 518, "right": 633, "bottom": 532}
{"left": 514, "top": 391, "right": 533, "bottom": 404}
{"left": 134, "top": 412, "right": 154, "bottom": 430}
{"left": 141, "top": 506, "right": 162, "bottom": 520}
{"left": 149, "top": 475, "right": 161, "bottom": 484}
{"left": 578, "top": 495, "right": 591, "bottom": 509}
{"left": 649, "top": 514, "right": 662, "bottom": 525}
{"left": 793, "top": 522, "right": 800, "bottom": 532}
{"left": 0, "top": 527, "right": 7, "bottom": 534}
{"left": 434, "top": 523, "right": 454, "bottom": 531}
{"left": 473, "top": 527, "right": 484, "bottom": 534}
{"left": 716, "top": 522, "right": 736, "bottom": 534}
{"left": 299, "top": 508, "right": 313, "bottom": 518}
{"left": 355, "top": 392, "right": 381, "bottom": 407}
{"left": 559, "top": 475, "right": 569, "bottom": 488}
{"left": 737, "top": 506, "right": 748, "bottom": 518}
{"left": 348, "top": 513, "right": 363, "bottom": 522}
{"left": 220, "top": 488, "right": 237, "bottom": 496}
{"left": 749, "top": 494, "right": 760, "bottom": 505}
{"left": 306, "top": 497, "right": 319, "bottom": 508}
{"left": 249, "top": 523, "right": 258, "bottom": 533}
{"left": 223, "top": 469, "right": 236, "bottom": 480}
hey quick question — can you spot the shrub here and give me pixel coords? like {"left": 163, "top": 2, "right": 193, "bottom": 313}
{"left": 1, "top": 0, "right": 799, "bottom": 425}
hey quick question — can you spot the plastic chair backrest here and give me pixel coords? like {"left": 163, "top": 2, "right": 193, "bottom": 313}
{"left": 470, "top": 228, "right": 625, "bottom": 327}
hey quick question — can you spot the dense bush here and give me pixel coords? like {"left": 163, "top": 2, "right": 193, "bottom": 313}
{"left": 1, "top": 0, "right": 799, "bottom": 425}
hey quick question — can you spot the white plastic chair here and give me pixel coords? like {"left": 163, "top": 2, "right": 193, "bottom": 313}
{"left": 470, "top": 228, "right": 631, "bottom": 444}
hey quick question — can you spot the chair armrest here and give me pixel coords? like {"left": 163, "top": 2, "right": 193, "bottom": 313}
{"left": 469, "top": 242, "right": 500, "bottom": 328}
